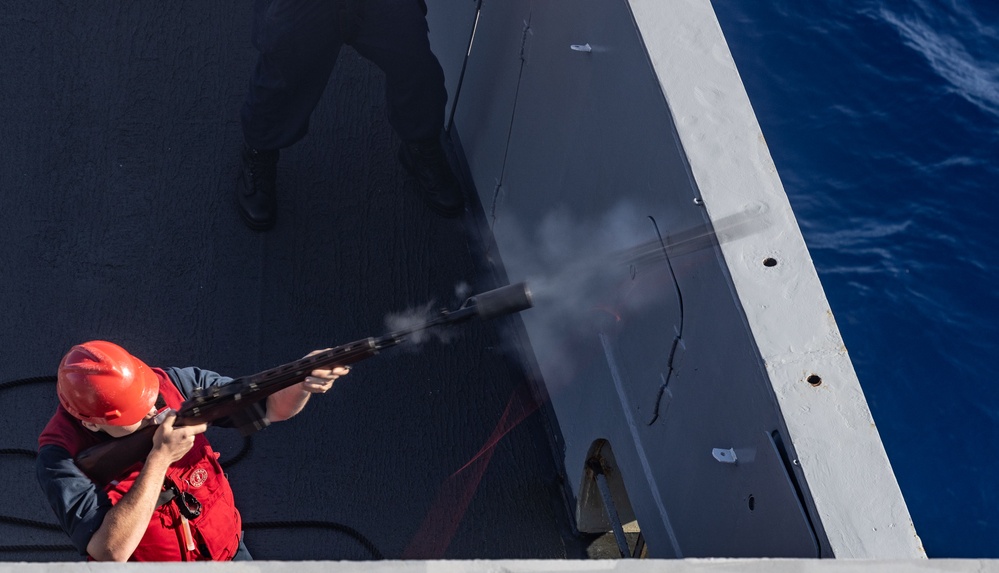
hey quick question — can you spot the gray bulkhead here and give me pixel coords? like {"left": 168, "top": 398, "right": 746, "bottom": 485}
{"left": 427, "top": 0, "right": 924, "bottom": 559}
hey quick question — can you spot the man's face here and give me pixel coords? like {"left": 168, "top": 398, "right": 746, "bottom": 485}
{"left": 80, "top": 407, "right": 158, "bottom": 438}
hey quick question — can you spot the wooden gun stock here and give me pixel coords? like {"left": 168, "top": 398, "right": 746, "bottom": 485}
{"left": 74, "top": 424, "right": 159, "bottom": 487}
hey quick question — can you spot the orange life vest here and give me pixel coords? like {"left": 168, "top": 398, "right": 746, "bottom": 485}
{"left": 39, "top": 368, "right": 242, "bottom": 561}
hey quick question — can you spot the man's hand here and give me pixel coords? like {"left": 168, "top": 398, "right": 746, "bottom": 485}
{"left": 148, "top": 412, "right": 208, "bottom": 466}
{"left": 301, "top": 364, "right": 350, "bottom": 394}
{"left": 88, "top": 412, "right": 208, "bottom": 561}
{"left": 265, "top": 349, "right": 350, "bottom": 422}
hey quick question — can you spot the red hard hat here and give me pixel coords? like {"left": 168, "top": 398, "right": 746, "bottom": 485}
{"left": 56, "top": 340, "right": 159, "bottom": 426}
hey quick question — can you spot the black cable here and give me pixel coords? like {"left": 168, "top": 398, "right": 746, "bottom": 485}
{"left": 0, "top": 375, "right": 57, "bottom": 391}
{"left": 0, "top": 515, "right": 61, "bottom": 531}
{"left": 219, "top": 437, "right": 253, "bottom": 469}
{"left": 0, "top": 513, "right": 383, "bottom": 558}
{"left": 0, "top": 544, "right": 76, "bottom": 553}
{"left": 0, "top": 514, "right": 384, "bottom": 558}
{"left": 646, "top": 216, "right": 686, "bottom": 426}
{"left": 0, "top": 448, "right": 37, "bottom": 459}
{"left": 244, "top": 521, "right": 383, "bottom": 559}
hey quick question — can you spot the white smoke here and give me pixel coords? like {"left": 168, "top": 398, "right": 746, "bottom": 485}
{"left": 492, "top": 200, "right": 768, "bottom": 391}
{"left": 493, "top": 201, "right": 669, "bottom": 389}
{"left": 382, "top": 282, "right": 481, "bottom": 347}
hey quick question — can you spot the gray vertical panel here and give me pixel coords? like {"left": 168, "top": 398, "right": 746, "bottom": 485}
{"left": 452, "top": 0, "right": 532, "bottom": 214}
{"left": 485, "top": 0, "right": 820, "bottom": 558}
{"left": 492, "top": 0, "right": 697, "bottom": 556}
{"left": 424, "top": 0, "right": 479, "bottom": 123}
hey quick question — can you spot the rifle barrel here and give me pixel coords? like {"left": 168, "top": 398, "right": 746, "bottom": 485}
{"left": 72, "top": 282, "right": 533, "bottom": 487}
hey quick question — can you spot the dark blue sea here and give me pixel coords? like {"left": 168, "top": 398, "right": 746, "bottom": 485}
{"left": 711, "top": 0, "right": 999, "bottom": 559}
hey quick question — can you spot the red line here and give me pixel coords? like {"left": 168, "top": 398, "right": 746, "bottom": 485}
{"left": 402, "top": 384, "right": 539, "bottom": 559}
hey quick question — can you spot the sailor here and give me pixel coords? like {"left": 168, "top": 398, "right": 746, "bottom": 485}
{"left": 235, "top": 0, "right": 465, "bottom": 230}
{"left": 36, "top": 340, "right": 347, "bottom": 561}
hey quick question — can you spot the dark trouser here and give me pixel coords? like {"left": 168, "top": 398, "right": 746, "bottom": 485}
{"left": 232, "top": 539, "right": 253, "bottom": 561}
{"left": 240, "top": 0, "right": 448, "bottom": 151}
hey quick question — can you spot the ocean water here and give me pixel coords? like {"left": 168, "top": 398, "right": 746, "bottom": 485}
{"left": 711, "top": 0, "right": 999, "bottom": 558}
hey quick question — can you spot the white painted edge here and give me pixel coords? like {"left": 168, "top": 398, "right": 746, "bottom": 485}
{"left": 626, "top": 0, "right": 924, "bottom": 558}
{"left": 0, "top": 559, "right": 995, "bottom": 573}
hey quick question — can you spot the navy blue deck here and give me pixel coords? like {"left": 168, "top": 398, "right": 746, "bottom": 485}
{"left": 0, "top": 2, "right": 576, "bottom": 561}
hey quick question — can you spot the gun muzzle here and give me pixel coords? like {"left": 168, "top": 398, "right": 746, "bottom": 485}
{"left": 470, "top": 282, "right": 533, "bottom": 319}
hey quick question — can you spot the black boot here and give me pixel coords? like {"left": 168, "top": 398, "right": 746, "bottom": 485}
{"left": 398, "top": 136, "right": 465, "bottom": 218}
{"left": 235, "top": 144, "right": 279, "bottom": 231}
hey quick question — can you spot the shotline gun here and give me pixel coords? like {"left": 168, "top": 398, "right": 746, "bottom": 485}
{"left": 74, "top": 283, "right": 533, "bottom": 487}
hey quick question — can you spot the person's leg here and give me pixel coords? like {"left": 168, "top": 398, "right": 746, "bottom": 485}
{"left": 241, "top": 0, "right": 344, "bottom": 150}
{"left": 351, "top": 0, "right": 463, "bottom": 217}
{"left": 350, "top": 0, "right": 445, "bottom": 141}
{"left": 236, "top": 0, "right": 343, "bottom": 230}
{"left": 231, "top": 539, "right": 253, "bottom": 561}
